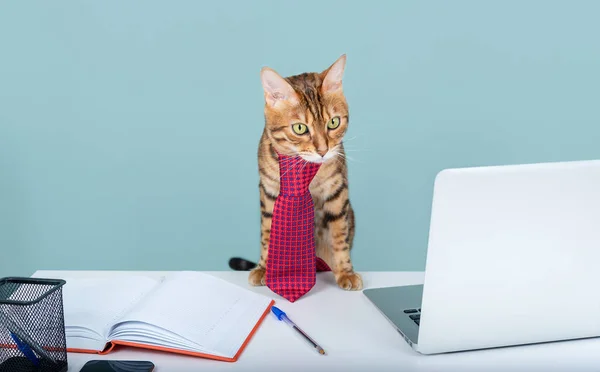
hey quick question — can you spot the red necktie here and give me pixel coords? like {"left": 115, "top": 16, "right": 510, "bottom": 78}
{"left": 265, "top": 154, "right": 332, "bottom": 302}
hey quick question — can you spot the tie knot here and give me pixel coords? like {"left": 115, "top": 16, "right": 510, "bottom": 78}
{"left": 277, "top": 155, "right": 321, "bottom": 195}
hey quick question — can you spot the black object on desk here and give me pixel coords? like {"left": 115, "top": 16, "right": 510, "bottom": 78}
{"left": 79, "top": 360, "right": 155, "bottom": 372}
{"left": 228, "top": 257, "right": 257, "bottom": 271}
{"left": 0, "top": 277, "right": 68, "bottom": 372}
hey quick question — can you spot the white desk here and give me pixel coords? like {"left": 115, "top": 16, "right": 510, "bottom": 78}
{"left": 33, "top": 270, "right": 600, "bottom": 372}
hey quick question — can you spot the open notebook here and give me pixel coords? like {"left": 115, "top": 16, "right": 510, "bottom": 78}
{"left": 56, "top": 271, "right": 274, "bottom": 362}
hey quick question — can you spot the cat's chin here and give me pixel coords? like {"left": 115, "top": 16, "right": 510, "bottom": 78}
{"left": 299, "top": 154, "right": 324, "bottom": 163}
{"left": 300, "top": 153, "right": 335, "bottom": 164}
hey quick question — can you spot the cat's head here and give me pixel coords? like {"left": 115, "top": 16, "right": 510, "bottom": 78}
{"left": 260, "top": 54, "right": 348, "bottom": 164}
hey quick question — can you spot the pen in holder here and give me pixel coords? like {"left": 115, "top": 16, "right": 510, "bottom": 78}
{"left": 0, "top": 277, "right": 68, "bottom": 372}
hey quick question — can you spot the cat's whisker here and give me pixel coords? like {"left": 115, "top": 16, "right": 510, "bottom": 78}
{"left": 278, "top": 156, "right": 306, "bottom": 181}
{"left": 334, "top": 153, "right": 346, "bottom": 161}
{"left": 298, "top": 157, "right": 316, "bottom": 178}
{"left": 278, "top": 162, "right": 300, "bottom": 182}
{"left": 344, "top": 154, "right": 362, "bottom": 164}
{"left": 334, "top": 151, "right": 363, "bottom": 164}
{"left": 342, "top": 145, "right": 370, "bottom": 151}
{"left": 341, "top": 136, "right": 359, "bottom": 143}
{"left": 333, "top": 157, "right": 344, "bottom": 168}
{"left": 298, "top": 158, "right": 311, "bottom": 175}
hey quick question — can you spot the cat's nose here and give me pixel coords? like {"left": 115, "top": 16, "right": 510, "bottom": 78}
{"left": 317, "top": 148, "right": 328, "bottom": 157}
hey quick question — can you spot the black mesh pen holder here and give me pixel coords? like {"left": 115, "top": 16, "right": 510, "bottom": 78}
{"left": 0, "top": 277, "right": 68, "bottom": 372}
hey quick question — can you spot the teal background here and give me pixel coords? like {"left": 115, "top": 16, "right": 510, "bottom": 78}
{"left": 1, "top": 1, "right": 599, "bottom": 276}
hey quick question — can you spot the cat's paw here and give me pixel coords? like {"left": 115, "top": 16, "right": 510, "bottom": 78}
{"left": 336, "top": 272, "right": 363, "bottom": 291}
{"left": 248, "top": 267, "right": 266, "bottom": 286}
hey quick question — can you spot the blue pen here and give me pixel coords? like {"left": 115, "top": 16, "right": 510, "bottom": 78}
{"left": 0, "top": 311, "right": 56, "bottom": 364}
{"left": 10, "top": 331, "right": 39, "bottom": 366}
{"left": 271, "top": 306, "right": 326, "bottom": 355}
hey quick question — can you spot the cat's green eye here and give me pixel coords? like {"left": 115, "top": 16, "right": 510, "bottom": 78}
{"left": 327, "top": 116, "right": 341, "bottom": 129}
{"left": 292, "top": 123, "right": 308, "bottom": 135}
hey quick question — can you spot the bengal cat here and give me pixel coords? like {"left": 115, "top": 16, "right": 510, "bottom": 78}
{"left": 248, "top": 54, "right": 362, "bottom": 291}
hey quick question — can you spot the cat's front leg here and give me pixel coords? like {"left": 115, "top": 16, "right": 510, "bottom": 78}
{"left": 248, "top": 181, "right": 276, "bottom": 286}
{"left": 325, "top": 199, "right": 362, "bottom": 291}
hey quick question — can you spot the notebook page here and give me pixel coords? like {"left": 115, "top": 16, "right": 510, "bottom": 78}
{"left": 110, "top": 321, "right": 203, "bottom": 352}
{"left": 60, "top": 275, "right": 161, "bottom": 350}
{"left": 109, "top": 271, "right": 272, "bottom": 357}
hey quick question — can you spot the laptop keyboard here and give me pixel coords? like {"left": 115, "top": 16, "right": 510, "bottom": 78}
{"left": 403, "top": 308, "right": 421, "bottom": 326}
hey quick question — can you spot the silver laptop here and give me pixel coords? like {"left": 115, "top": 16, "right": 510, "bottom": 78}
{"left": 363, "top": 159, "right": 600, "bottom": 355}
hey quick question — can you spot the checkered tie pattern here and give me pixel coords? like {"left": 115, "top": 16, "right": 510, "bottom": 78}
{"left": 265, "top": 154, "right": 332, "bottom": 302}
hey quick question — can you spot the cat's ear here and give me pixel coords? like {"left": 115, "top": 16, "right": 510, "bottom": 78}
{"left": 321, "top": 54, "right": 346, "bottom": 94}
{"left": 260, "top": 67, "right": 298, "bottom": 107}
